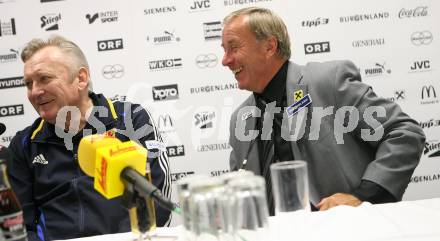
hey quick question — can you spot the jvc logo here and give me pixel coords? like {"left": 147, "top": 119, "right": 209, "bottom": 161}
{"left": 190, "top": 0, "right": 210, "bottom": 11}
{"left": 152, "top": 84, "right": 179, "bottom": 101}
{"left": 166, "top": 145, "right": 185, "bottom": 157}
{"left": 410, "top": 60, "right": 430, "bottom": 72}
{"left": 149, "top": 58, "right": 182, "bottom": 70}
{"left": 97, "top": 38, "right": 123, "bottom": 51}
{"left": 304, "top": 42, "right": 330, "bottom": 54}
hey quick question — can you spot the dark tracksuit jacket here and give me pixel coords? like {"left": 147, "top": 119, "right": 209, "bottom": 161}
{"left": 7, "top": 93, "right": 171, "bottom": 241}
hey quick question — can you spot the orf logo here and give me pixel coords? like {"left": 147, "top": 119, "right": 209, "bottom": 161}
{"left": 421, "top": 85, "right": 436, "bottom": 99}
{"left": 304, "top": 42, "right": 330, "bottom": 54}
{"left": 97, "top": 38, "right": 123, "bottom": 51}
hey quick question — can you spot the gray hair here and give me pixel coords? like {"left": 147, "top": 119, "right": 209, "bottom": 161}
{"left": 21, "top": 35, "right": 93, "bottom": 91}
{"left": 223, "top": 7, "right": 291, "bottom": 60}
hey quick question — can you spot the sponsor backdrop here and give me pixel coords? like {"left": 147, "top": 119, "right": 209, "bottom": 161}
{"left": 1, "top": 0, "right": 439, "bottom": 225}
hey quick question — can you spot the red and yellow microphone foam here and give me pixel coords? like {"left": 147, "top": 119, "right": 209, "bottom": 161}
{"left": 78, "top": 134, "right": 147, "bottom": 199}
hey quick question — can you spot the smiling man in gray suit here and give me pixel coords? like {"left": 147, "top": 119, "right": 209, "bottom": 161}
{"left": 221, "top": 7, "right": 425, "bottom": 215}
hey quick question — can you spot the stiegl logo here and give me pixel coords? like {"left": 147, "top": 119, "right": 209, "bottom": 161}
{"left": 423, "top": 141, "right": 440, "bottom": 158}
{"left": 41, "top": 13, "right": 61, "bottom": 31}
{"left": 194, "top": 111, "right": 215, "bottom": 129}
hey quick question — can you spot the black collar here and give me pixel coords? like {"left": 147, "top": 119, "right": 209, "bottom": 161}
{"left": 254, "top": 61, "right": 288, "bottom": 107}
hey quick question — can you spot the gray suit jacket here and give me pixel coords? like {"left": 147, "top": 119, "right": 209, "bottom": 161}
{"left": 229, "top": 60, "right": 425, "bottom": 204}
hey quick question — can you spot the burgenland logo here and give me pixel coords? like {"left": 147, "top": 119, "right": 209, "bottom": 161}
{"left": 386, "top": 90, "right": 405, "bottom": 102}
{"left": 197, "top": 142, "right": 230, "bottom": 152}
{"left": 363, "top": 62, "right": 391, "bottom": 77}
{"left": 41, "top": 13, "right": 61, "bottom": 31}
{"left": 352, "top": 38, "right": 385, "bottom": 48}
{"left": 0, "top": 18, "right": 16, "bottom": 37}
{"left": 86, "top": 11, "right": 118, "bottom": 24}
{"left": 190, "top": 82, "right": 238, "bottom": 94}
{"left": 102, "top": 64, "right": 124, "bottom": 79}
{"left": 224, "top": 0, "right": 272, "bottom": 6}
{"left": 304, "top": 41, "right": 330, "bottom": 54}
{"left": 411, "top": 173, "right": 440, "bottom": 183}
{"left": 149, "top": 58, "right": 182, "bottom": 71}
{"left": 419, "top": 119, "right": 440, "bottom": 129}
{"left": 152, "top": 84, "right": 179, "bottom": 101}
{"left": 340, "top": 12, "right": 389, "bottom": 23}
{"left": 399, "top": 6, "right": 428, "bottom": 19}
{"left": 0, "top": 48, "right": 19, "bottom": 63}
{"left": 166, "top": 145, "right": 185, "bottom": 157}
{"left": 195, "top": 54, "right": 218, "bottom": 68}
{"left": 410, "top": 60, "right": 431, "bottom": 73}
{"left": 423, "top": 141, "right": 440, "bottom": 158}
{"left": 0, "top": 104, "right": 24, "bottom": 117}
{"left": 420, "top": 85, "right": 439, "bottom": 105}
{"left": 411, "top": 31, "right": 433, "bottom": 46}
{"left": 171, "top": 171, "right": 194, "bottom": 182}
{"left": 97, "top": 38, "right": 123, "bottom": 51}
{"left": 301, "top": 18, "right": 329, "bottom": 27}
{"left": 0, "top": 76, "right": 24, "bottom": 89}
{"left": 157, "top": 114, "right": 176, "bottom": 134}
{"left": 147, "top": 30, "right": 180, "bottom": 45}
{"left": 194, "top": 111, "right": 215, "bottom": 129}
{"left": 144, "top": 6, "right": 176, "bottom": 15}
{"left": 203, "top": 21, "right": 222, "bottom": 41}
{"left": 190, "top": 0, "right": 212, "bottom": 12}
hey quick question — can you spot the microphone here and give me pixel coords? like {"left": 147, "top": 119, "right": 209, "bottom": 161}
{"left": 77, "top": 134, "right": 178, "bottom": 212}
{"left": 0, "top": 123, "right": 6, "bottom": 136}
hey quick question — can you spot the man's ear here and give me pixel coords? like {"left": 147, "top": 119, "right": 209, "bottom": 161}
{"left": 77, "top": 67, "right": 89, "bottom": 91}
{"left": 265, "top": 36, "right": 278, "bottom": 58}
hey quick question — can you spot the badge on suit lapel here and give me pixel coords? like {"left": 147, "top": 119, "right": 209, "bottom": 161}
{"left": 286, "top": 93, "right": 312, "bottom": 117}
{"left": 294, "top": 90, "right": 304, "bottom": 102}
{"left": 242, "top": 111, "right": 253, "bottom": 120}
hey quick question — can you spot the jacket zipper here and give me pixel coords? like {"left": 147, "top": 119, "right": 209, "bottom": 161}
{"left": 72, "top": 177, "right": 84, "bottom": 234}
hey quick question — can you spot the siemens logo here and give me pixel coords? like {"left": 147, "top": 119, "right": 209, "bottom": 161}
{"left": 0, "top": 76, "right": 24, "bottom": 89}
{"left": 0, "top": 104, "right": 24, "bottom": 117}
{"left": 144, "top": 6, "right": 176, "bottom": 15}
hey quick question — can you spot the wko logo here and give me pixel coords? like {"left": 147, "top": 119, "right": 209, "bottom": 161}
{"left": 420, "top": 85, "right": 439, "bottom": 105}
{"left": 0, "top": 76, "right": 24, "bottom": 89}
{"left": 0, "top": 104, "right": 24, "bottom": 117}
{"left": 171, "top": 171, "right": 194, "bottom": 182}
{"left": 149, "top": 58, "right": 182, "bottom": 71}
{"left": 0, "top": 48, "right": 19, "bottom": 63}
{"left": 190, "top": 0, "right": 211, "bottom": 12}
{"left": 304, "top": 42, "right": 330, "bottom": 54}
{"left": 166, "top": 145, "right": 185, "bottom": 157}
{"left": 399, "top": 6, "right": 428, "bottom": 18}
{"left": 0, "top": 18, "right": 16, "bottom": 37}
{"left": 97, "top": 38, "right": 123, "bottom": 51}
{"left": 410, "top": 60, "right": 430, "bottom": 73}
{"left": 194, "top": 111, "right": 216, "bottom": 129}
{"left": 147, "top": 30, "right": 180, "bottom": 45}
{"left": 195, "top": 54, "right": 217, "bottom": 68}
{"left": 86, "top": 11, "right": 118, "bottom": 24}
{"left": 41, "top": 13, "right": 61, "bottom": 31}
{"left": 152, "top": 84, "right": 179, "bottom": 101}
{"left": 203, "top": 21, "right": 222, "bottom": 41}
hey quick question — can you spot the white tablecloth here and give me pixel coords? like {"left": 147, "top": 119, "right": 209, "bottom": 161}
{"left": 60, "top": 198, "right": 440, "bottom": 241}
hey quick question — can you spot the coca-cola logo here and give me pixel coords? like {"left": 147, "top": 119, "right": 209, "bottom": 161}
{"left": 399, "top": 6, "right": 428, "bottom": 18}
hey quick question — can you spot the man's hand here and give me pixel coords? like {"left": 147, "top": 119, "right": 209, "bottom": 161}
{"left": 316, "top": 193, "right": 362, "bottom": 211}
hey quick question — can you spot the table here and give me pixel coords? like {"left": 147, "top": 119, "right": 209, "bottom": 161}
{"left": 59, "top": 198, "right": 440, "bottom": 241}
